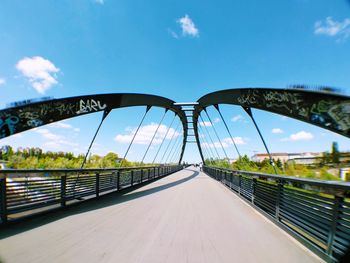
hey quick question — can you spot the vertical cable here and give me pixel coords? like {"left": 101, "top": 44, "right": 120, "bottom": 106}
{"left": 203, "top": 108, "right": 229, "bottom": 160}
{"left": 164, "top": 129, "right": 181, "bottom": 164}
{"left": 120, "top": 106, "right": 152, "bottom": 167}
{"left": 243, "top": 107, "right": 277, "bottom": 174}
{"left": 198, "top": 125, "right": 215, "bottom": 159}
{"left": 198, "top": 125, "right": 215, "bottom": 163}
{"left": 73, "top": 109, "right": 111, "bottom": 198}
{"left": 81, "top": 109, "right": 111, "bottom": 168}
{"left": 199, "top": 114, "right": 220, "bottom": 159}
{"left": 214, "top": 104, "right": 241, "bottom": 159}
{"left": 169, "top": 132, "right": 183, "bottom": 163}
{"left": 141, "top": 109, "right": 168, "bottom": 164}
{"left": 152, "top": 114, "right": 176, "bottom": 164}
{"left": 159, "top": 121, "right": 180, "bottom": 163}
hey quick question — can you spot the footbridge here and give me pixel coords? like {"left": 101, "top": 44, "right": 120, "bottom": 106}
{"left": 1, "top": 88, "right": 350, "bottom": 262}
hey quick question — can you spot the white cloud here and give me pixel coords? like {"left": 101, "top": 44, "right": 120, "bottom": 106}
{"left": 177, "top": 14, "right": 199, "bottom": 37}
{"left": 272, "top": 128, "right": 283, "bottom": 134}
{"left": 199, "top": 121, "right": 212, "bottom": 127}
{"left": 202, "top": 137, "right": 246, "bottom": 149}
{"left": 213, "top": 118, "right": 220, "bottom": 123}
{"left": 16, "top": 56, "right": 60, "bottom": 94}
{"left": 231, "top": 115, "right": 243, "bottom": 122}
{"left": 35, "top": 128, "right": 62, "bottom": 140}
{"left": 201, "top": 142, "right": 224, "bottom": 149}
{"left": 95, "top": 0, "right": 104, "bottom": 4}
{"left": 222, "top": 137, "right": 246, "bottom": 145}
{"left": 49, "top": 121, "right": 72, "bottom": 129}
{"left": 114, "top": 123, "right": 180, "bottom": 145}
{"left": 35, "top": 128, "right": 79, "bottom": 147}
{"left": 281, "top": 131, "right": 314, "bottom": 142}
{"left": 314, "top": 17, "right": 350, "bottom": 40}
{"left": 48, "top": 121, "right": 80, "bottom": 133}
{"left": 0, "top": 78, "right": 5, "bottom": 85}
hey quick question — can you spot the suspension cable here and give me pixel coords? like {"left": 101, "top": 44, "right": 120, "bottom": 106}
{"left": 159, "top": 121, "right": 180, "bottom": 163}
{"left": 198, "top": 124, "right": 216, "bottom": 159}
{"left": 168, "top": 132, "right": 183, "bottom": 163}
{"left": 243, "top": 107, "right": 277, "bottom": 174}
{"left": 197, "top": 125, "right": 215, "bottom": 163}
{"left": 120, "top": 106, "right": 152, "bottom": 167}
{"left": 152, "top": 113, "right": 176, "bottom": 164}
{"left": 81, "top": 109, "right": 111, "bottom": 168}
{"left": 170, "top": 142, "right": 182, "bottom": 164}
{"left": 73, "top": 109, "right": 111, "bottom": 198}
{"left": 199, "top": 114, "right": 220, "bottom": 159}
{"left": 141, "top": 109, "right": 168, "bottom": 164}
{"left": 213, "top": 104, "right": 242, "bottom": 159}
{"left": 203, "top": 108, "right": 229, "bottom": 160}
{"left": 164, "top": 128, "right": 181, "bottom": 164}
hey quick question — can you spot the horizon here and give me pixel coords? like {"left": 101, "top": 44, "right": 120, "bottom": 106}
{"left": 1, "top": 0, "right": 350, "bottom": 163}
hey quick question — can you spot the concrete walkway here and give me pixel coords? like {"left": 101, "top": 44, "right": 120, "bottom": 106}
{"left": 0, "top": 167, "right": 323, "bottom": 263}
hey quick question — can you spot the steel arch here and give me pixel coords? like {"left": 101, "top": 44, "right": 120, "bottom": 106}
{"left": 0, "top": 93, "right": 188, "bottom": 164}
{"left": 193, "top": 88, "right": 350, "bottom": 163}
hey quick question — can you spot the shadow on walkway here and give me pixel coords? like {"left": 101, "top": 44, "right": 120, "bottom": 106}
{"left": 0, "top": 168, "right": 199, "bottom": 239}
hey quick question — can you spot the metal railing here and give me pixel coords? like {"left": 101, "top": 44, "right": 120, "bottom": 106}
{"left": 203, "top": 166, "right": 350, "bottom": 263}
{"left": 0, "top": 165, "right": 182, "bottom": 224}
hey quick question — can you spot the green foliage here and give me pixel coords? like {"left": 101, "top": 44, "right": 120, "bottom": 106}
{"left": 207, "top": 155, "right": 340, "bottom": 181}
{"left": 2, "top": 146, "right": 129, "bottom": 169}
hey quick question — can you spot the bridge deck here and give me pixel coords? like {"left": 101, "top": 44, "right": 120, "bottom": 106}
{"left": 0, "top": 167, "right": 322, "bottom": 263}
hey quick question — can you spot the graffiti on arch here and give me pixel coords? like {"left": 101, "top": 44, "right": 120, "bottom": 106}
{"left": 0, "top": 98, "right": 109, "bottom": 139}
{"left": 234, "top": 89, "right": 350, "bottom": 136}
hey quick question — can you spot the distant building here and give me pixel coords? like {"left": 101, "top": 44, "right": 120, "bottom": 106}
{"left": 251, "top": 153, "right": 289, "bottom": 163}
{"left": 251, "top": 152, "right": 323, "bottom": 165}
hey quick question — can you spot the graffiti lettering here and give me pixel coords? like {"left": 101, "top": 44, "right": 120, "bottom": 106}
{"left": 77, "top": 99, "right": 107, "bottom": 114}
{"left": 0, "top": 116, "right": 19, "bottom": 138}
{"left": 328, "top": 103, "right": 350, "bottom": 131}
{"left": 237, "top": 90, "right": 259, "bottom": 105}
{"left": 56, "top": 103, "right": 76, "bottom": 115}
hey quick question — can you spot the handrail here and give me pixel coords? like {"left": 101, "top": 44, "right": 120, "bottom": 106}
{"left": 205, "top": 166, "right": 350, "bottom": 194}
{"left": 0, "top": 166, "right": 165, "bottom": 178}
{"left": 203, "top": 165, "right": 350, "bottom": 263}
{"left": 0, "top": 165, "right": 183, "bottom": 224}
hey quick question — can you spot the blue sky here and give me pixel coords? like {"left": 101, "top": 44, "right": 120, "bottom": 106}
{"left": 1, "top": 0, "right": 350, "bottom": 163}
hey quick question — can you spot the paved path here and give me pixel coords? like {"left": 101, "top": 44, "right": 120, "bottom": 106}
{"left": 0, "top": 167, "right": 322, "bottom": 263}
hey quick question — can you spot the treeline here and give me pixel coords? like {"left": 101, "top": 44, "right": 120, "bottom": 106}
{"left": 206, "top": 155, "right": 341, "bottom": 181}
{"left": 0, "top": 146, "right": 147, "bottom": 169}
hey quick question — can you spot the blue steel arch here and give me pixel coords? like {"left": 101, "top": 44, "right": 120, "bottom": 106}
{"left": 193, "top": 88, "right": 350, "bottom": 163}
{"left": 0, "top": 93, "right": 188, "bottom": 164}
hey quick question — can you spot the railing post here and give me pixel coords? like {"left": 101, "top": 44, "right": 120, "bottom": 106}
{"left": 140, "top": 169, "right": 143, "bottom": 183}
{"left": 238, "top": 174, "right": 242, "bottom": 196}
{"left": 130, "top": 170, "right": 134, "bottom": 186}
{"left": 154, "top": 167, "right": 156, "bottom": 178}
{"left": 148, "top": 168, "right": 150, "bottom": 180}
{"left": 0, "top": 177, "right": 7, "bottom": 223}
{"left": 326, "top": 195, "right": 343, "bottom": 255}
{"left": 117, "top": 170, "right": 120, "bottom": 190}
{"left": 96, "top": 172, "right": 100, "bottom": 198}
{"left": 275, "top": 180, "right": 284, "bottom": 221}
{"left": 252, "top": 178, "right": 257, "bottom": 204}
{"left": 61, "top": 175, "right": 66, "bottom": 207}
